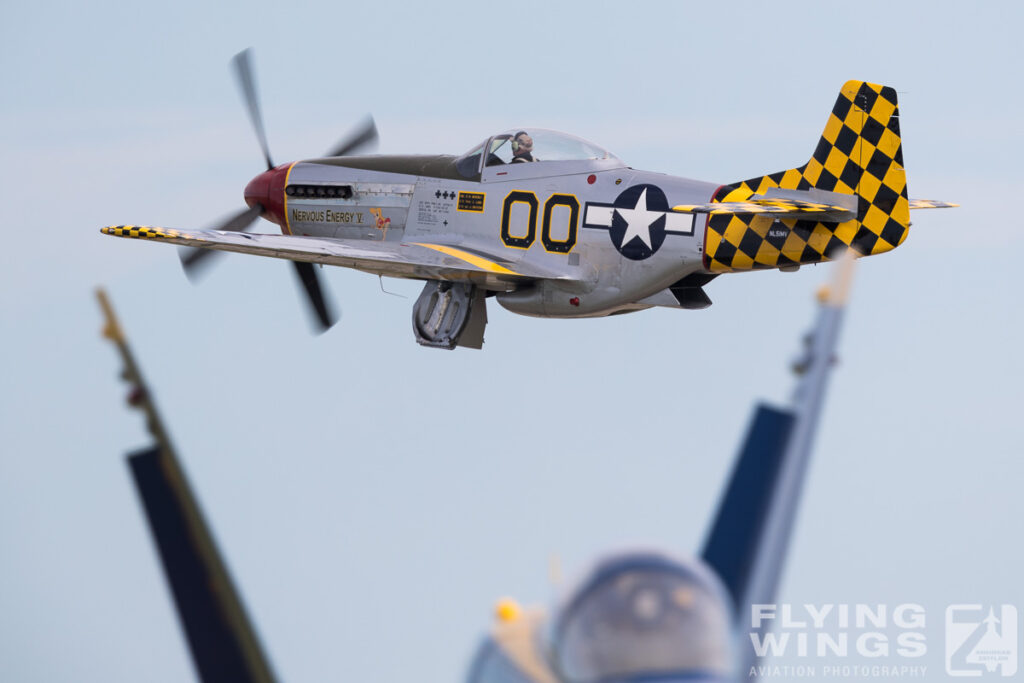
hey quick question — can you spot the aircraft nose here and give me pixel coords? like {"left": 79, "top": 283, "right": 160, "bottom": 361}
{"left": 244, "top": 170, "right": 272, "bottom": 209}
{"left": 243, "top": 163, "right": 292, "bottom": 229}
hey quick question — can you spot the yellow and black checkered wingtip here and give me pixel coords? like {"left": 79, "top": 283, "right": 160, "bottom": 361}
{"left": 704, "top": 80, "right": 916, "bottom": 273}
{"left": 101, "top": 225, "right": 184, "bottom": 240}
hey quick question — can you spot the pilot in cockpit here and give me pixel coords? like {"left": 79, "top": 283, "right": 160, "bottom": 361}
{"left": 511, "top": 131, "right": 535, "bottom": 162}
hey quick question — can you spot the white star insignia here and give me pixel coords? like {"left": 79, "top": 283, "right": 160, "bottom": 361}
{"left": 615, "top": 188, "right": 663, "bottom": 249}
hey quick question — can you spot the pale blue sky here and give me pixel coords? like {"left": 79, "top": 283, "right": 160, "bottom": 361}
{"left": 1, "top": 1, "right": 1021, "bottom": 681}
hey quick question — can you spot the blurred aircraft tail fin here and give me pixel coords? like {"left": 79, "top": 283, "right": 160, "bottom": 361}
{"left": 97, "top": 289, "right": 277, "bottom": 683}
{"left": 701, "top": 256, "right": 855, "bottom": 672}
{"left": 127, "top": 447, "right": 277, "bottom": 683}
{"left": 700, "top": 404, "right": 795, "bottom": 616}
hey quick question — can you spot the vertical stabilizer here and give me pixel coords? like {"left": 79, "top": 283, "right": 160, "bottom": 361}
{"left": 705, "top": 81, "right": 909, "bottom": 272}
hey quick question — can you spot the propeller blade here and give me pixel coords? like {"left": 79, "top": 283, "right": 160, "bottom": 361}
{"left": 231, "top": 48, "right": 274, "bottom": 170}
{"left": 179, "top": 204, "right": 263, "bottom": 279}
{"left": 323, "top": 116, "right": 379, "bottom": 158}
{"left": 292, "top": 261, "right": 337, "bottom": 332}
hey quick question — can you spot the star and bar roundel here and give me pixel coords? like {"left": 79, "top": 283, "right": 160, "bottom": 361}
{"left": 583, "top": 184, "right": 694, "bottom": 260}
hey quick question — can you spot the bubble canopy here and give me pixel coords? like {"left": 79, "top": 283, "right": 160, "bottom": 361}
{"left": 549, "top": 552, "right": 734, "bottom": 683}
{"left": 455, "top": 129, "right": 618, "bottom": 178}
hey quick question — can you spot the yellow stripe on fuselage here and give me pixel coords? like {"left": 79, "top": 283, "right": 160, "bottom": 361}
{"left": 412, "top": 243, "right": 520, "bottom": 275}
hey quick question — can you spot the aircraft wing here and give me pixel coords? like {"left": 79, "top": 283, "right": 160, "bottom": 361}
{"left": 102, "top": 225, "right": 571, "bottom": 287}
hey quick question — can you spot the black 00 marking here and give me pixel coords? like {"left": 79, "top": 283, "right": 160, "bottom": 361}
{"left": 541, "top": 194, "right": 579, "bottom": 253}
{"left": 501, "top": 190, "right": 580, "bottom": 253}
{"left": 501, "top": 191, "right": 538, "bottom": 249}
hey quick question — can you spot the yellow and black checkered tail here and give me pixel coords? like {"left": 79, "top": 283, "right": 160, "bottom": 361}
{"left": 704, "top": 80, "right": 910, "bottom": 272}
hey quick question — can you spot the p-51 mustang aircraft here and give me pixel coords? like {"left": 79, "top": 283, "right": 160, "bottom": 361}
{"left": 102, "top": 50, "right": 955, "bottom": 349}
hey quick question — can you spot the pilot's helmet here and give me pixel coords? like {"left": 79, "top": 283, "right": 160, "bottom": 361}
{"left": 547, "top": 551, "right": 734, "bottom": 683}
{"left": 511, "top": 131, "right": 534, "bottom": 156}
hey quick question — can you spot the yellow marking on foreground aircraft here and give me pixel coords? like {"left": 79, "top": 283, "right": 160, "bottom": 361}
{"left": 102, "top": 49, "right": 955, "bottom": 349}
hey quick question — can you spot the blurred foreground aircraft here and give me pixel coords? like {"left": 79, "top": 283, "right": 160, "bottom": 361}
{"left": 466, "top": 255, "right": 857, "bottom": 683}
{"left": 101, "top": 50, "right": 953, "bottom": 348}
{"left": 99, "top": 252, "right": 854, "bottom": 682}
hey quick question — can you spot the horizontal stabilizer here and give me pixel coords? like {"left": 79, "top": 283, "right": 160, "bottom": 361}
{"left": 674, "top": 198, "right": 853, "bottom": 221}
{"left": 908, "top": 198, "right": 959, "bottom": 209}
{"left": 675, "top": 188, "right": 858, "bottom": 221}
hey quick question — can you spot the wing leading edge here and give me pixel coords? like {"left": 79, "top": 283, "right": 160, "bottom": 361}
{"left": 101, "top": 225, "right": 572, "bottom": 288}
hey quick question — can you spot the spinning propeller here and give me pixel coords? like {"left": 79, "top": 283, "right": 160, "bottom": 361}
{"left": 180, "top": 48, "right": 379, "bottom": 333}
